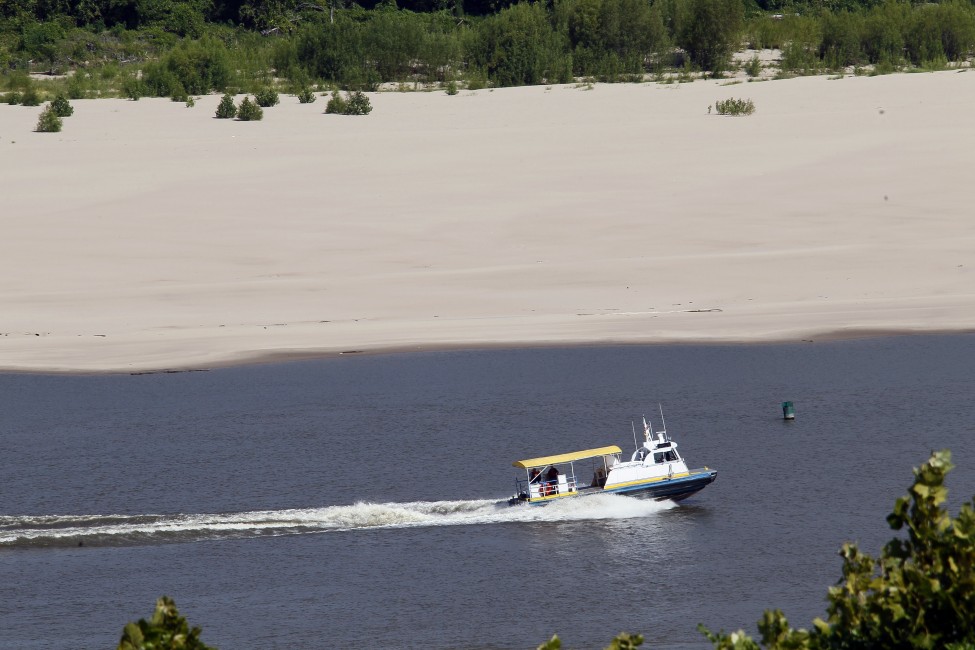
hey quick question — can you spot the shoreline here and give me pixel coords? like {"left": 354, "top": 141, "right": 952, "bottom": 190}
{"left": 4, "top": 71, "right": 975, "bottom": 374}
{"left": 3, "top": 327, "right": 973, "bottom": 375}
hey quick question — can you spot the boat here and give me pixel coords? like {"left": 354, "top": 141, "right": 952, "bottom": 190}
{"left": 508, "top": 411, "right": 717, "bottom": 506}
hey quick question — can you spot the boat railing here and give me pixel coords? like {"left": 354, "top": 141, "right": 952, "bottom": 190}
{"left": 515, "top": 477, "right": 578, "bottom": 499}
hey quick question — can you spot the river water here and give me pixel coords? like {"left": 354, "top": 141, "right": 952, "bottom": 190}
{"left": 2, "top": 335, "right": 975, "bottom": 649}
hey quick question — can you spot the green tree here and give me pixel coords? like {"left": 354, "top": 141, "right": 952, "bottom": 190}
{"left": 469, "top": 2, "right": 570, "bottom": 87}
{"left": 676, "top": 0, "right": 744, "bottom": 74}
{"left": 283, "top": 18, "right": 371, "bottom": 88}
{"left": 255, "top": 87, "right": 280, "bottom": 106}
{"left": 236, "top": 95, "right": 263, "bottom": 120}
{"left": 899, "top": 0, "right": 975, "bottom": 67}
{"left": 362, "top": 9, "right": 426, "bottom": 81}
{"left": 118, "top": 596, "right": 216, "bottom": 650}
{"left": 558, "top": 0, "right": 666, "bottom": 76}
{"left": 819, "top": 10, "right": 864, "bottom": 68}
{"left": 19, "top": 20, "right": 65, "bottom": 70}
{"left": 699, "top": 450, "right": 975, "bottom": 649}
{"left": 136, "top": 0, "right": 209, "bottom": 37}
{"left": 861, "top": 1, "right": 907, "bottom": 66}
{"left": 143, "top": 36, "right": 232, "bottom": 97}
{"left": 215, "top": 91, "right": 237, "bottom": 118}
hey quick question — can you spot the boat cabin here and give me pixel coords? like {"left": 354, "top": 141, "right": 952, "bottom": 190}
{"left": 631, "top": 432, "right": 681, "bottom": 464}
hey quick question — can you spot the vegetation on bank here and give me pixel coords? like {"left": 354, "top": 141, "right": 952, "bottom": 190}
{"left": 118, "top": 451, "right": 975, "bottom": 649}
{"left": 714, "top": 96, "right": 755, "bottom": 114}
{"left": 2, "top": 0, "right": 975, "bottom": 106}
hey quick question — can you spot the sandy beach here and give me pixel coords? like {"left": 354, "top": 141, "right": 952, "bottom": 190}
{"left": 2, "top": 70, "right": 974, "bottom": 372}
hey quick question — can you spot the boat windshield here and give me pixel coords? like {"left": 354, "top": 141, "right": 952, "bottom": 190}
{"left": 653, "top": 450, "right": 680, "bottom": 463}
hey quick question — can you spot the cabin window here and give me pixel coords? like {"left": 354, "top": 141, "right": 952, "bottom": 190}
{"left": 654, "top": 452, "right": 665, "bottom": 463}
{"left": 665, "top": 450, "right": 678, "bottom": 462}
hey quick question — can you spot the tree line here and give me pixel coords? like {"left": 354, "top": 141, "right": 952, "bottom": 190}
{"left": 2, "top": 0, "right": 975, "bottom": 97}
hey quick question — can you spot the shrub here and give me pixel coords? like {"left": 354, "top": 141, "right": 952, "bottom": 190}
{"left": 255, "top": 87, "right": 279, "bottom": 107}
{"left": 122, "top": 76, "right": 145, "bottom": 101}
{"left": 5, "top": 92, "right": 22, "bottom": 105}
{"left": 715, "top": 97, "right": 755, "bottom": 115}
{"left": 35, "top": 105, "right": 63, "bottom": 132}
{"left": 466, "top": 68, "right": 489, "bottom": 91}
{"left": 324, "top": 90, "right": 372, "bottom": 115}
{"left": 779, "top": 40, "right": 822, "bottom": 76}
{"left": 118, "top": 596, "right": 215, "bottom": 650}
{"left": 50, "top": 95, "right": 74, "bottom": 117}
{"left": 21, "top": 85, "right": 42, "bottom": 107}
{"left": 236, "top": 96, "right": 263, "bottom": 121}
{"left": 345, "top": 90, "right": 372, "bottom": 115}
{"left": 169, "top": 82, "right": 189, "bottom": 103}
{"left": 744, "top": 55, "right": 762, "bottom": 77}
{"left": 66, "top": 72, "right": 91, "bottom": 100}
{"left": 296, "top": 87, "right": 316, "bottom": 103}
{"left": 215, "top": 92, "right": 237, "bottom": 119}
{"left": 324, "top": 90, "right": 348, "bottom": 114}
{"left": 445, "top": 79, "right": 458, "bottom": 95}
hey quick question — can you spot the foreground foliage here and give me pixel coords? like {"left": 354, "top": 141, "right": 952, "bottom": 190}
{"left": 118, "top": 596, "right": 216, "bottom": 650}
{"left": 699, "top": 450, "right": 975, "bottom": 649}
{"left": 538, "top": 632, "right": 645, "bottom": 649}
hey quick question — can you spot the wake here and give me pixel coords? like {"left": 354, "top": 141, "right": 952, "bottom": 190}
{"left": 0, "top": 494, "right": 673, "bottom": 549}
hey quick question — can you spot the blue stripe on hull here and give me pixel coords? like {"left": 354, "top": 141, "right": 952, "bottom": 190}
{"left": 605, "top": 471, "right": 718, "bottom": 501}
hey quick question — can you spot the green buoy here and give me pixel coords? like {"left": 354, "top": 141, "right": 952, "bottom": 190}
{"left": 782, "top": 401, "right": 795, "bottom": 420}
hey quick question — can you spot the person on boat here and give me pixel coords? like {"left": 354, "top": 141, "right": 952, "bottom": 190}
{"left": 529, "top": 469, "right": 541, "bottom": 483}
{"left": 592, "top": 466, "right": 607, "bottom": 488}
{"left": 544, "top": 466, "right": 559, "bottom": 495}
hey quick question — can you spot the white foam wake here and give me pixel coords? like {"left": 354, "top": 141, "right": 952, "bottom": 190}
{"left": 0, "top": 493, "right": 673, "bottom": 548}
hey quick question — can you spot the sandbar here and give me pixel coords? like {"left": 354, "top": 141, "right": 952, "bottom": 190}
{"left": 2, "top": 71, "right": 974, "bottom": 372}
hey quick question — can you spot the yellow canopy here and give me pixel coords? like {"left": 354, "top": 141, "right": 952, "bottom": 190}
{"left": 513, "top": 445, "right": 622, "bottom": 469}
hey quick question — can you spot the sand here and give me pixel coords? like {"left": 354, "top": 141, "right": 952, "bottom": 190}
{"left": 2, "top": 71, "right": 974, "bottom": 372}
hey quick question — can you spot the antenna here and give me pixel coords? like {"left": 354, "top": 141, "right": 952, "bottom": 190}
{"left": 658, "top": 404, "right": 668, "bottom": 440}
{"left": 631, "top": 420, "right": 638, "bottom": 452}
